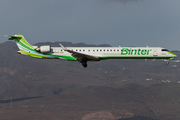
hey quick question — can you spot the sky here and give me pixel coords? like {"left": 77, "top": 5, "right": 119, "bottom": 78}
{"left": 0, "top": 0, "right": 180, "bottom": 50}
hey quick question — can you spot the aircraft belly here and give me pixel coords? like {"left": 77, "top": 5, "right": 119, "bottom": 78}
{"left": 99, "top": 54, "right": 172, "bottom": 60}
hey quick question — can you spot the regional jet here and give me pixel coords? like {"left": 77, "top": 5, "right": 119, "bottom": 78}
{"left": 8, "top": 34, "right": 177, "bottom": 68}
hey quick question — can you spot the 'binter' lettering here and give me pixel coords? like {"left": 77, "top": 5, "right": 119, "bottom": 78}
{"left": 121, "top": 48, "right": 151, "bottom": 55}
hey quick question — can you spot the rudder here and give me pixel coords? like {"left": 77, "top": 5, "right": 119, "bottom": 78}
{"left": 8, "top": 34, "right": 35, "bottom": 52}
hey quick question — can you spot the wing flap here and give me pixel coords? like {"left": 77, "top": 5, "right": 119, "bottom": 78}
{"left": 59, "top": 43, "right": 100, "bottom": 61}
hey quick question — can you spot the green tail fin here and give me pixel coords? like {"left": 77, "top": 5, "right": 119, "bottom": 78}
{"left": 8, "top": 34, "right": 35, "bottom": 51}
{"left": 8, "top": 34, "right": 57, "bottom": 59}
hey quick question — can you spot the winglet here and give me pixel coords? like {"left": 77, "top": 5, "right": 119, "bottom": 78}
{"left": 59, "top": 43, "right": 68, "bottom": 51}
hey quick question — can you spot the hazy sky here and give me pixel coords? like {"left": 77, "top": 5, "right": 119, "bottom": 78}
{"left": 0, "top": 0, "right": 180, "bottom": 50}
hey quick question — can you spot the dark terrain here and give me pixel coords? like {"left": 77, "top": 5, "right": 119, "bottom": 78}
{"left": 0, "top": 41, "right": 180, "bottom": 120}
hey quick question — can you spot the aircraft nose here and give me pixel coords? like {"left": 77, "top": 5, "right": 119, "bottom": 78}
{"left": 168, "top": 51, "right": 177, "bottom": 56}
{"left": 168, "top": 51, "right": 177, "bottom": 59}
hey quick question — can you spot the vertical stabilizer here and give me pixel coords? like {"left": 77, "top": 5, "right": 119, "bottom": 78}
{"left": 8, "top": 34, "right": 35, "bottom": 52}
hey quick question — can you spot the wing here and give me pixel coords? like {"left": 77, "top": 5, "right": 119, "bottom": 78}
{"left": 59, "top": 43, "right": 100, "bottom": 61}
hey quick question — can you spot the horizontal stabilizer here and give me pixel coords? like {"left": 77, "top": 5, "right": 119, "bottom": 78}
{"left": 8, "top": 35, "right": 22, "bottom": 40}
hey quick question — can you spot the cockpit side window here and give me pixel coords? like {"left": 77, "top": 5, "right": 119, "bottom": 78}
{"left": 162, "top": 49, "right": 169, "bottom": 51}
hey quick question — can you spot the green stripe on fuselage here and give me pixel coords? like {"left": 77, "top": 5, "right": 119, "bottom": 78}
{"left": 100, "top": 56, "right": 173, "bottom": 60}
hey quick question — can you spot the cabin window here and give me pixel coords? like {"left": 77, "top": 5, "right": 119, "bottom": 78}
{"left": 117, "top": 49, "right": 119, "bottom": 52}
{"left": 93, "top": 50, "right": 95, "bottom": 52}
{"left": 100, "top": 49, "right": 102, "bottom": 51}
{"left": 83, "top": 50, "right": 85, "bottom": 52}
{"left": 88, "top": 50, "right": 90, "bottom": 52}
{"left": 162, "top": 49, "right": 169, "bottom": 51}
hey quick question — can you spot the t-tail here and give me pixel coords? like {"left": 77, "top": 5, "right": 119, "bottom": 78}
{"left": 8, "top": 34, "right": 36, "bottom": 54}
{"left": 8, "top": 34, "right": 54, "bottom": 59}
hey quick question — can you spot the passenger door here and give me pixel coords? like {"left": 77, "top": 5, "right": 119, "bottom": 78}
{"left": 153, "top": 49, "right": 158, "bottom": 56}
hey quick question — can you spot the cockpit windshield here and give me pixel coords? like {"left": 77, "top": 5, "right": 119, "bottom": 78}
{"left": 162, "top": 49, "right": 169, "bottom": 51}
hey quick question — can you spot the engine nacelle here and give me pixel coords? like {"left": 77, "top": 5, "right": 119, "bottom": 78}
{"left": 35, "top": 45, "right": 51, "bottom": 53}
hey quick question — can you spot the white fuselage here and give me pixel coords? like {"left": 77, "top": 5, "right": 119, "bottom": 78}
{"left": 51, "top": 46, "right": 175, "bottom": 60}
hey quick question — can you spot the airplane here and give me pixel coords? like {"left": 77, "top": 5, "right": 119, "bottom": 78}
{"left": 7, "top": 34, "right": 177, "bottom": 68}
